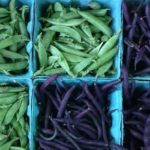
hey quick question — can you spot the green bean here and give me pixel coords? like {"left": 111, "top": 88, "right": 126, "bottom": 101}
{"left": 0, "top": 94, "right": 18, "bottom": 105}
{"left": 18, "top": 16, "right": 28, "bottom": 37}
{"left": 0, "top": 133, "right": 7, "bottom": 141}
{"left": 45, "top": 25, "right": 81, "bottom": 42}
{"left": 62, "top": 12, "right": 80, "bottom": 20}
{"left": 63, "top": 52, "right": 84, "bottom": 63}
{"left": 0, "top": 137, "right": 19, "bottom": 150}
{"left": 3, "top": 99, "right": 22, "bottom": 125}
{"left": 0, "top": 35, "right": 28, "bottom": 50}
{"left": 10, "top": 146, "right": 26, "bottom": 150}
{"left": 89, "top": 43, "right": 103, "bottom": 55}
{"left": 98, "top": 31, "right": 120, "bottom": 57}
{"left": 0, "top": 60, "right": 28, "bottom": 72}
{"left": 88, "top": 1, "right": 101, "bottom": 9}
{"left": 0, "top": 138, "right": 7, "bottom": 146}
{"left": 78, "top": 10, "right": 112, "bottom": 37}
{"left": 10, "top": 129, "right": 17, "bottom": 139}
{"left": 67, "top": 43, "right": 84, "bottom": 50}
{"left": 20, "top": 5, "right": 29, "bottom": 21}
{"left": 12, "top": 120, "right": 27, "bottom": 147}
{"left": 96, "top": 60, "right": 113, "bottom": 77}
{"left": 0, "top": 108, "right": 10, "bottom": 125}
{"left": 54, "top": 42, "right": 91, "bottom": 57}
{"left": 90, "top": 25, "right": 100, "bottom": 33}
{"left": 75, "top": 28, "right": 97, "bottom": 46}
{"left": 0, "top": 105, "right": 11, "bottom": 109}
{"left": 87, "top": 9, "right": 109, "bottom": 16}
{"left": 0, "top": 55, "right": 6, "bottom": 63}
{"left": 0, "top": 49, "right": 27, "bottom": 59}
{"left": 42, "top": 18, "right": 85, "bottom": 26}
{"left": 9, "top": 0, "right": 17, "bottom": 21}
{"left": 0, "top": 93, "right": 16, "bottom": 98}
{"left": 0, "top": 8, "right": 9, "bottom": 17}
{"left": 0, "top": 17, "right": 10, "bottom": 23}
{"left": 0, "top": 86, "right": 25, "bottom": 93}
{"left": 50, "top": 45, "right": 73, "bottom": 76}
{"left": 17, "top": 95, "right": 28, "bottom": 121}
{"left": 18, "top": 117, "right": 26, "bottom": 131}
{"left": 101, "top": 35, "right": 109, "bottom": 42}
{"left": 36, "top": 34, "right": 48, "bottom": 68}
{"left": 73, "top": 57, "right": 93, "bottom": 75}
{"left": 54, "top": 2, "right": 64, "bottom": 12}
{"left": 88, "top": 47, "right": 118, "bottom": 71}
{"left": 81, "top": 22, "right": 93, "bottom": 38}
{"left": 48, "top": 56, "right": 59, "bottom": 65}
{"left": 42, "top": 31, "right": 55, "bottom": 50}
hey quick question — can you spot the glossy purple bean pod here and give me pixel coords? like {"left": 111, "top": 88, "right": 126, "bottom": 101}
{"left": 57, "top": 85, "right": 76, "bottom": 118}
{"left": 145, "top": 3, "right": 150, "bottom": 28}
{"left": 50, "top": 118, "right": 81, "bottom": 150}
{"left": 144, "top": 115, "right": 150, "bottom": 150}
{"left": 123, "top": 0, "right": 131, "bottom": 24}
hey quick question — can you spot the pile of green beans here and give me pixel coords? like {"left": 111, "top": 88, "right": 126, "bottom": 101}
{"left": 35, "top": 2, "right": 120, "bottom": 77}
{"left": 0, "top": 0, "right": 29, "bottom": 75}
{"left": 0, "top": 84, "right": 28, "bottom": 150}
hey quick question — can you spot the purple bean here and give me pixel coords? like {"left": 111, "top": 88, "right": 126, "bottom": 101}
{"left": 122, "top": 65, "right": 130, "bottom": 102}
{"left": 51, "top": 119, "right": 81, "bottom": 150}
{"left": 145, "top": 3, "right": 150, "bottom": 28}
{"left": 45, "top": 91, "right": 59, "bottom": 110}
{"left": 101, "top": 79, "right": 120, "bottom": 91}
{"left": 94, "top": 83, "right": 104, "bottom": 106}
{"left": 57, "top": 86, "right": 76, "bottom": 118}
{"left": 134, "top": 68, "right": 150, "bottom": 76}
{"left": 75, "top": 108, "right": 90, "bottom": 119}
{"left": 132, "top": 111, "right": 147, "bottom": 122}
{"left": 123, "top": 0, "right": 131, "bottom": 24}
{"left": 130, "top": 129, "right": 143, "bottom": 142}
{"left": 75, "top": 139, "right": 108, "bottom": 147}
{"left": 44, "top": 99, "right": 51, "bottom": 128}
{"left": 77, "top": 125, "right": 97, "bottom": 139}
{"left": 134, "top": 48, "right": 145, "bottom": 69}
{"left": 87, "top": 113, "right": 102, "bottom": 140}
{"left": 126, "top": 13, "right": 138, "bottom": 69}
{"left": 40, "top": 75, "right": 58, "bottom": 92}
{"left": 144, "top": 115, "right": 150, "bottom": 150}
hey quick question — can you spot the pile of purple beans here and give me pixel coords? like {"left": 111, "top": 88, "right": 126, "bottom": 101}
{"left": 123, "top": 67, "right": 150, "bottom": 150}
{"left": 35, "top": 75, "right": 125, "bottom": 150}
{"left": 123, "top": 0, "right": 150, "bottom": 76}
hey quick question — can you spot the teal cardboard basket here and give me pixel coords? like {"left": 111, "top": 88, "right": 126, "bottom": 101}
{"left": 0, "top": 0, "right": 34, "bottom": 79}
{"left": 33, "top": 0, "right": 123, "bottom": 81}
{"left": 0, "top": 78, "right": 33, "bottom": 150}
{"left": 32, "top": 78, "right": 123, "bottom": 150}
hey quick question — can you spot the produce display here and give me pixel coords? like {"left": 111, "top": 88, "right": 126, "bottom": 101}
{"left": 35, "top": 2, "right": 119, "bottom": 77}
{"left": 123, "top": 0, "right": 150, "bottom": 76}
{"left": 0, "top": 84, "right": 28, "bottom": 149}
{"left": 0, "top": 0, "right": 29, "bottom": 75}
{"left": 35, "top": 75, "right": 124, "bottom": 150}
{"left": 0, "top": 0, "right": 149, "bottom": 150}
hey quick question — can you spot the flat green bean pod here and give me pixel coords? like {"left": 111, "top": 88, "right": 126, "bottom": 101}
{"left": 98, "top": 31, "right": 120, "bottom": 57}
{"left": 78, "top": 10, "right": 112, "bottom": 37}
{"left": 0, "top": 35, "right": 28, "bottom": 50}
{"left": 96, "top": 60, "right": 113, "bottom": 77}
{"left": 45, "top": 25, "right": 81, "bottom": 42}
{"left": 42, "top": 18, "right": 85, "bottom": 26}
{"left": 0, "top": 49, "right": 27, "bottom": 59}
{"left": 0, "top": 60, "right": 28, "bottom": 72}
{"left": 54, "top": 42, "right": 91, "bottom": 57}
{"left": 88, "top": 47, "right": 118, "bottom": 71}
